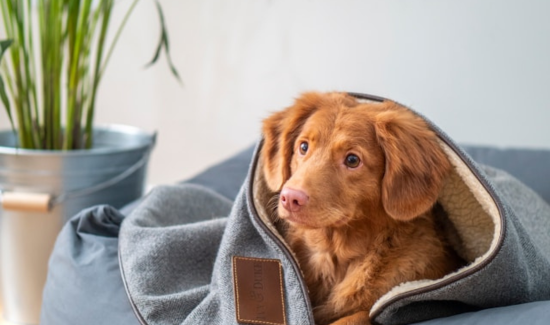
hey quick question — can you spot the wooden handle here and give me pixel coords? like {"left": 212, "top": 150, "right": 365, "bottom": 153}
{"left": 1, "top": 192, "right": 52, "bottom": 213}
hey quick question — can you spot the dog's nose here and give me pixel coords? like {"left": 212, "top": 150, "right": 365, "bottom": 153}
{"left": 280, "top": 187, "right": 309, "bottom": 212}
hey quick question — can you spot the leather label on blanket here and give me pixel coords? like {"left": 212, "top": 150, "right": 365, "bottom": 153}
{"left": 233, "top": 256, "right": 286, "bottom": 325}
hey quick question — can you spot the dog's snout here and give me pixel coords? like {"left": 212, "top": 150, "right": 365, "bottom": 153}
{"left": 280, "top": 187, "right": 309, "bottom": 212}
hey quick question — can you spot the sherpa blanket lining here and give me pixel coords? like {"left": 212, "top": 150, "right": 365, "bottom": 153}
{"left": 118, "top": 95, "right": 550, "bottom": 325}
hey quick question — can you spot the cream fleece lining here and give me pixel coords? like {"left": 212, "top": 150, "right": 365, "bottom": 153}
{"left": 252, "top": 140, "right": 502, "bottom": 317}
{"left": 370, "top": 141, "right": 501, "bottom": 315}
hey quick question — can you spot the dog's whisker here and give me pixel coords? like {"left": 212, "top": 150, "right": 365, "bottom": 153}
{"left": 267, "top": 193, "right": 281, "bottom": 222}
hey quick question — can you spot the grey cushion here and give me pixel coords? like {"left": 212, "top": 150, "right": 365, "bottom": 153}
{"left": 41, "top": 146, "right": 254, "bottom": 325}
{"left": 183, "top": 146, "right": 255, "bottom": 201}
{"left": 41, "top": 144, "right": 550, "bottom": 325}
{"left": 413, "top": 300, "right": 550, "bottom": 325}
{"left": 463, "top": 145, "right": 550, "bottom": 204}
{"left": 40, "top": 206, "right": 138, "bottom": 325}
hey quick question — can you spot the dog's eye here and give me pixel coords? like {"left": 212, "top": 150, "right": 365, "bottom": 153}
{"left": 299, "top": 142, "right": 309, "bottom": 155}
{"left": 345, "top": 154, "right": 361, "bottom": 168}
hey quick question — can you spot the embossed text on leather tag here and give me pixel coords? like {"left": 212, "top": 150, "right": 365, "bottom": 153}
{"left": 233, "top": 256, "right": 286, "bottom": 325}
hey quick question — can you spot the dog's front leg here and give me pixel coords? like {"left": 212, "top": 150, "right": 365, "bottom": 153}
{"left": 329, "top": 311, "right": 370, "bottom": 325}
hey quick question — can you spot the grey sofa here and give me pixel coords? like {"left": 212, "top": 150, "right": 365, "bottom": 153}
{"left": 40, "top": 144, "right": 550, "bottom": 325}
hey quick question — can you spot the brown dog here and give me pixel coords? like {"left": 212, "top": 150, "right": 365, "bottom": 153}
{"left": 261, "top": 92, "right": 463, "bottom": 325}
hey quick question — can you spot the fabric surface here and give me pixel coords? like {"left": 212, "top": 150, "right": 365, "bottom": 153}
{"left": 372, "top": 162, "right": 550, "bottom": 324}
{"left": 413, "top": 300, "right": 550, "bottom": 325}
{"left": 462, "top": 145, "right": 550, "bottom": 205}
{"left": 183, "top": 146, "right": 255, "bottom": 201}
{"left": 40, "top": 205, "right": 139, "bottom": 325}
{"left": 117, "top": 134, "right": 550, "bottom": 325}
{"left": 41, "top": 135, "right": 550, "bottom": 324}
{"left": 119, "top": 184, "right": 232, "bottom": 324}
{"left": 119, "top": 145, "right": 255, "bottom": 214}
{"left": 40, "top": 146, "right": 255, "bottom": 325}
{"left": 118, "top": 167, "right": 315, "bottom": 324}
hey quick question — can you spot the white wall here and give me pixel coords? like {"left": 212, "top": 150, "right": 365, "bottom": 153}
{"left": 2, "top": 0, "right": 550, "bottom": 184}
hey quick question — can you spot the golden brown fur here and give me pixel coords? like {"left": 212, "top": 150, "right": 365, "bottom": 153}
{"left": 261, "top": 92, "right": 463, "bottom": 325}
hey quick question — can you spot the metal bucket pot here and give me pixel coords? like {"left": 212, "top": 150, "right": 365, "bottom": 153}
{"left": 0, "top": 125, "right": 155, "bottom": 324}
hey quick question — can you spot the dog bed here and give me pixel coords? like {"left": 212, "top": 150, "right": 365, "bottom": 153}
{"left": 41, "top": 94, "right": 550, "bottom": 325}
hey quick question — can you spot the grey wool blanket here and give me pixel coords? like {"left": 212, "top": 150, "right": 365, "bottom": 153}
{"left": 119, "top": 95, "right": 550, "bottom": 325}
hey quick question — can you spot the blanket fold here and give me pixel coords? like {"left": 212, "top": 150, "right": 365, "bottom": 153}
{"left": 119, "top": 94, "right": 550, "bottom": 325}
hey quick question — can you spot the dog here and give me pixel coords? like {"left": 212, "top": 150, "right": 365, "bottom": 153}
{"left": 261, "top": 92, "right": 464, "bottom": 325}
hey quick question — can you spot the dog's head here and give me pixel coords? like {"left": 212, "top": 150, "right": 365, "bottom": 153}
{"left": 261, "top": 92, "right": 451, "bottom": 228}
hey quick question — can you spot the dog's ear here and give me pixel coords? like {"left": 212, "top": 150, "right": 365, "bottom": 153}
{"left": 261, "top": 93, "right": 323, "bottom": 191}
{"left": 374, "top": 104, "right": 451, "bottom": 221}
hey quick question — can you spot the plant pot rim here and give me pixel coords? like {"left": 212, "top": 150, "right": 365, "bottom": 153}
{"left": 0, "top": 124, "right": 156, "bottom": 157}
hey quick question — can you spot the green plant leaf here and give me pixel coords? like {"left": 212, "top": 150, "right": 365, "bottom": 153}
{"left": 2, "top": 0, "right": 180, "bottom": 150}
{"left": 0, "top": 40, "right": 15, "bottom": 130}
{"left": 0, "top": 76, "right": 15, "bottom": 131}
{"left": 146, "top": 0, "right": 182, "bottom": 84}
{"left": 0, "top": 39, "right": 14, "bottom": 57}
{"left": 0, "top": 40, "right": 13, "bottom": 69}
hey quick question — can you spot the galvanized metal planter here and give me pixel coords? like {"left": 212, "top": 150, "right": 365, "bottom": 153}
{"left": 0, "top": 125, "right": 155, "bottom": 324}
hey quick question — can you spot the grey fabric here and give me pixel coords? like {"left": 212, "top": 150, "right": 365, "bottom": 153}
{"left": 463, "top": 145, "right": 550, "bottom": 204}
{"left": 373, "top": 166, "right": 550, "bottom": 324}
{"left": 119, "top": 170, "right": 314, "bottom": 324}
{"left": 40, "top": 148, "right": 254, "bottom": 325}
{"left": 413, "top": 300, "right": 550, "bottom": 325}
{"left": 118, "top": 133, "right": 550, "bottom": 325}
{"left": 183, "top": 146, "right": 255, "bottom": 201}
{"left": 119, "top": 145, "right": 255, "bottom": 214}
{"left": 120, "top": 184, "right": 233, "bottom": 324}
{"left": 41, "top": 140, "right": 550, "bottom": 324}
{"left": 40, "top": 205, "right": 139, "bottom": 325}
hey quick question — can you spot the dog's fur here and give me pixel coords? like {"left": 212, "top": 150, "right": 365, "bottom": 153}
{"left": 261, "top": 92, "right": 463, "bottom": 325}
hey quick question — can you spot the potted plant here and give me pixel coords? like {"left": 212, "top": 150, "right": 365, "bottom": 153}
{"left": 0, "top": 1, "right": 178, "bottom": 323}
